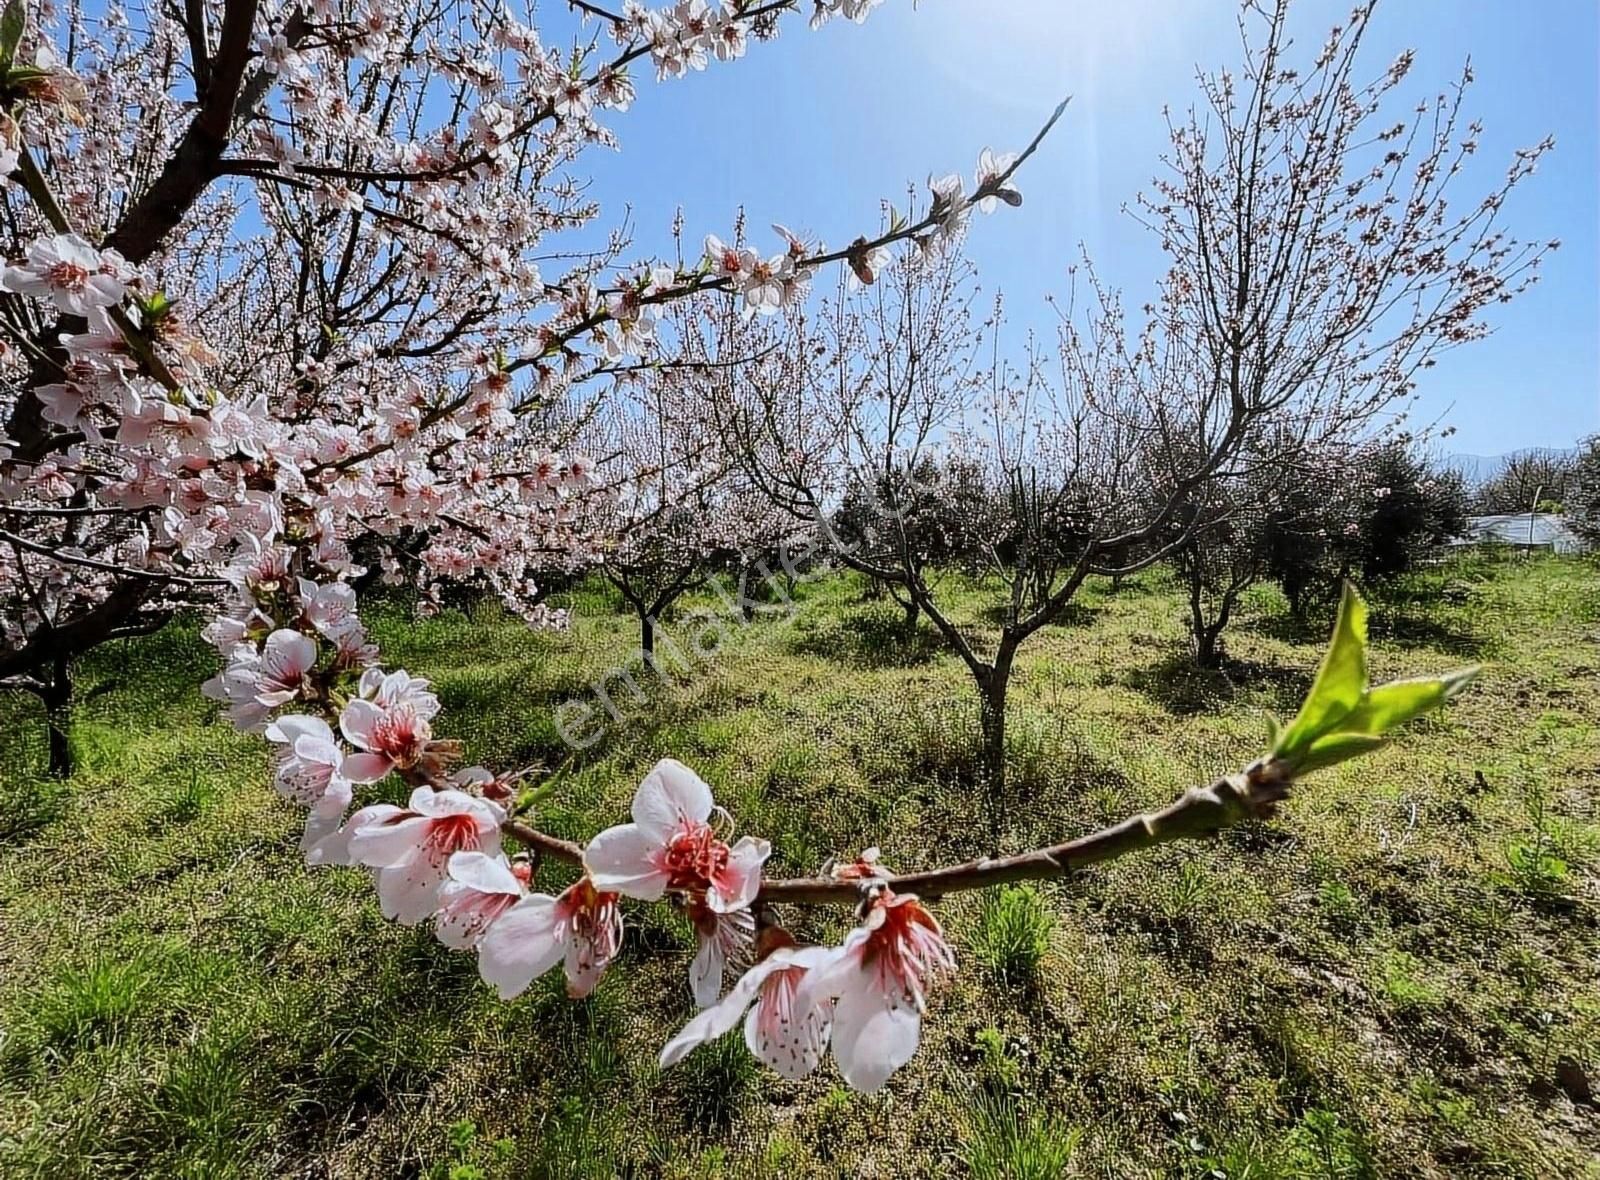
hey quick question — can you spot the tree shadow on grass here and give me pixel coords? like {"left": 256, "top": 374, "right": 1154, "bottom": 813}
{"left": 1246, "top": 598, "right": 1486, "bottom": 660}
{"left": 1125, "top": 647, "right": 1312, "bottom": 717}
{"left": 976, "top": 600, "right": 1101, "bottom": 630}
{"left": 786, "top": 606, "right": 944, "bottom": 669}
{"left": 73, "top": 616, "right": 222, "bottom": 717}
{"left": 1366, "top": 608, "right": 1487, "bottom": 660}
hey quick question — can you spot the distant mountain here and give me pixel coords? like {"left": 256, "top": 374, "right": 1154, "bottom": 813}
{"left": 1444, "top": 447, "right": 1579, "bottom": 486}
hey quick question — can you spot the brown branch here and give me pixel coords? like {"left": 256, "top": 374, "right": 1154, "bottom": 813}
{"left": 0, "top": 528, "right": 229, "bottom": 585}
{"left": 103, "top": 0, "right": 264, "bottom": 263}
{"left": 499, "top": 756, "right": 1294, "bottom": 906}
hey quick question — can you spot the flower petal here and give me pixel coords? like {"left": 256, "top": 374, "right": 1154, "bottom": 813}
{"left": 659, "top": 958, "right": 787, "bottom": 1069}
{"left": 339, "top": 697, "right": 383, "bottom": 747}
{"left": 690, "top": 927, "right": 726, "bottom": 1009}
{"left": 374, "top": 859, "right": 449, "bottom": 924}
{"left": 708, "top": 835, "right": 771, "bottom": 913}
{"left": 582, "top": 822, "right": 670, "bottom": 900}
{"left": 446, "top": 850, "right": 524, "bottom": 896}
{"left": 745, "top": 964, "right": 833, "bottom": 1081}
{"left": 340, "top": 751, "right": 393, "bottom": 783}
{"left": 347, "top": 813, "right": 429, "bottom": 867}
{"left": 266, "top": 714, "right": 334, "bottom": 746}
{"left": 299, "top": 807, "right": 346, "bottom": 863}
{"left": 477, "top": 895, "right": 565, "bottom": 999}
{"left": 829, "top": 977, "right": 922, "bottom": 1093}
{"left": 631, "top": 758, "right": 713, "bottom": 837}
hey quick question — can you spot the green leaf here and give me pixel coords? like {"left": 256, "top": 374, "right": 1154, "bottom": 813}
{"left": 1275, "top": 582, "right": 1369, "bottom": 758}
{"left": 1295, "top": 732, "right": 1389, "bottom": 775}
{"left": 1339, "top": 666, "right": 1480, "bottom": 737}
{"left": 0, "top": 0, "right": 24, "bottom": 70}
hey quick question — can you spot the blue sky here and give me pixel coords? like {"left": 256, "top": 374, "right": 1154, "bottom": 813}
{"left": 579, "top": 0, "right": 1599, "bottom": 455}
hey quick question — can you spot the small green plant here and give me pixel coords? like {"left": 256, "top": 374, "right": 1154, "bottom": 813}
{"left": 670, "top": 1028, "right": 756, "bottom": 1130}
{"left": 424, "top": 1119, "right": 516, "bottom": 1180}
{"left": 1500, "top": 775, "right": 1580, "bottom": 899}
{"left": 1281, "top": 1108, "right": 1372, "bottom": 1179}
{"left": 1375, "top": 950, "right": 1443, "bottom": 1011}
{"left": 530, "top": 1098, "right": 621, "bottom": 1180}
{"left": 143, "top": 1025, "right": 265, "bottom": 1174}
{"left": 972, "top": 1026, "right": 1023, "bottom": 1093}
{"left": 33, "top": 951, "right": 163, "bottom": 1049}
{"left": 974, "top": 884, "right": 1054, "bottom": 984}
{"left": 1316, "top": 878, "right": 1361, "bottom": 926}
{"left": 1504, "top": 839, "right": 1570, "bottom": 895}
{"left": 959, "top": 1089, "right": 1081, "bottom": 1180}
{"left": 1159, "top": 856, "right": 1214, "bottom": 920}
{"left": 164, "top": 764, "right": 214, "bottom": 823}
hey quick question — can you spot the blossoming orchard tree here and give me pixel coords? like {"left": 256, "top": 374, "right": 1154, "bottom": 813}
{"left": 585, "top": 344, "right": 803, "bottom": 658}
{"left": 0, "top": 0, "right": 1521, "bottom": 1094}
{"left": 0, "top": 0, "right": 900, "bottom": 771}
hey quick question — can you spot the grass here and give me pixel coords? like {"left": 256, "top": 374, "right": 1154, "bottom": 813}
{"left": 1, "top": 552, "right": 1597, "bottom": 1177}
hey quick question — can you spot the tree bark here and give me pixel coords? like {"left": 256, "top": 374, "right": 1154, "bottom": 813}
{"left": 42, "top": 655, "right": 73, "bottom": 778}
{"left": 976, "top": 645, "right": 1015, "bottom": 800}
{"left": 640, "top": 612, "right": 655, "bottom": 659}
{"left": 900, "top": 596, "right": 920, "bottom": 632}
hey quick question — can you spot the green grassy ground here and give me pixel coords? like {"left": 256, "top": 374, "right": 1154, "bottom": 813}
{"left": 1, "top": 554, "right": 1596, "bottom": 1178}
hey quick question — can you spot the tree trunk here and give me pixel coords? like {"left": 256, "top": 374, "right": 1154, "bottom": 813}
{"left": 976, "top": 650, "right": 1014, "bottom": 803}
{"left": 640, "top": 612, "right": 655, "bottom": 659}
{"left": 43, "top": 655, "right": 73, "bottom": 778}
{"left": 1194, "top": 625, "right": 1224, "bottom": 669}
{"left": 737, "top": 567, "right": 756, "bottom": 622}
{"left": 1183, "top": 558, "right": 1222, "bottom": 668}
{"left": 901, "top": 597, "right": 920, "bottom": 632}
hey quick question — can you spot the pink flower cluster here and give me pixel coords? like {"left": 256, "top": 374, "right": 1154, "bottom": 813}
{"left": 202, "top": 573, "right": 953, "bottom": 1092}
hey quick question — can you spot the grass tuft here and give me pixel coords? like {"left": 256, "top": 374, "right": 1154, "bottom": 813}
{"left": 973, "top": 885, "right": 1054, "bottom": 985}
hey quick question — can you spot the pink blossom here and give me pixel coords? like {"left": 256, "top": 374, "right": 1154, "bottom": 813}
{"left": 346, "top": 786, "right": 505, "bottom": 923}
{"left": 201, "top": 629, "right": 318, "bottom": 730}
{"left": 339, "top": 695, "right": 435, "bottom": 782}
{"left": 477, "top": 876, "right": 624, "bottom": 998}
{"left": 973, "top": 147, "right": 1021, "bottom": 212}
{"left": 263, "top": 714, "right": 349, "bottom": 808}
{"left": 582, "top": 759, "right": 770, "bottom": 911}
{"left": 704, "top": 233, "right": 748, "bottom": 282}
{"left": 254, "top": 630, "right": 318, "bottom": 706}
{"left": 359, "top": 667, "right": 441, "bottom": 716}
{"left": 796, "top": 891, "right": 955, "bottom": 1092}
{"left": 435, "top": 851, "right": 529, "bottom": 949}
{"left": 263, "top": 714, "right": 355, "bottom": 858}
{"left": 297, "top": 577, "right": 363, "bottom": 642}
{"left": 660, "top": 932, "right": 836, "bottom": 1080}
{"left": 2, "top": 233, "right": 126, "bottom": 316}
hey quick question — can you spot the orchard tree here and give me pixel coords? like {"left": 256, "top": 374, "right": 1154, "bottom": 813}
{"left": 590, "top": 375, "right": 797, "bottom": 657}
{"left": 1166, "top": 451, "right": 1275, "bottom": 669}
{"left": 1569, "top": 435, "right": 1600, "bottom": 549}
{"left": 0, "top": 0, "right": 944, "bottom": 771}
{"left": 1472, "top": 448, "right": 1578, "bottom": 515}
{"left": 1357, "top": 442, "right": 1469, "bottom": 583}
{"left": 715, "top": 0, "right": 1551, "bottom": 797}
{"left": 1261, "top": 445, "right": 1367, "bottom": 618}
{"left": 831, "top": 450, "right": 999, "bottom": 628}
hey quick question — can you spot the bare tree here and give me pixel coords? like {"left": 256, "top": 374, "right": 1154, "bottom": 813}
{"left": 1473, "top": 449, "right": 1578, "bottom": 514}
{"left": 712, "top": 0, "right": 1552, "bottom": 803}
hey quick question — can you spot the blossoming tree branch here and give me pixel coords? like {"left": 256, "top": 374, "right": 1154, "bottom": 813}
{"left": 0, "top": 0, "right": 1538, "bottom": 1092}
